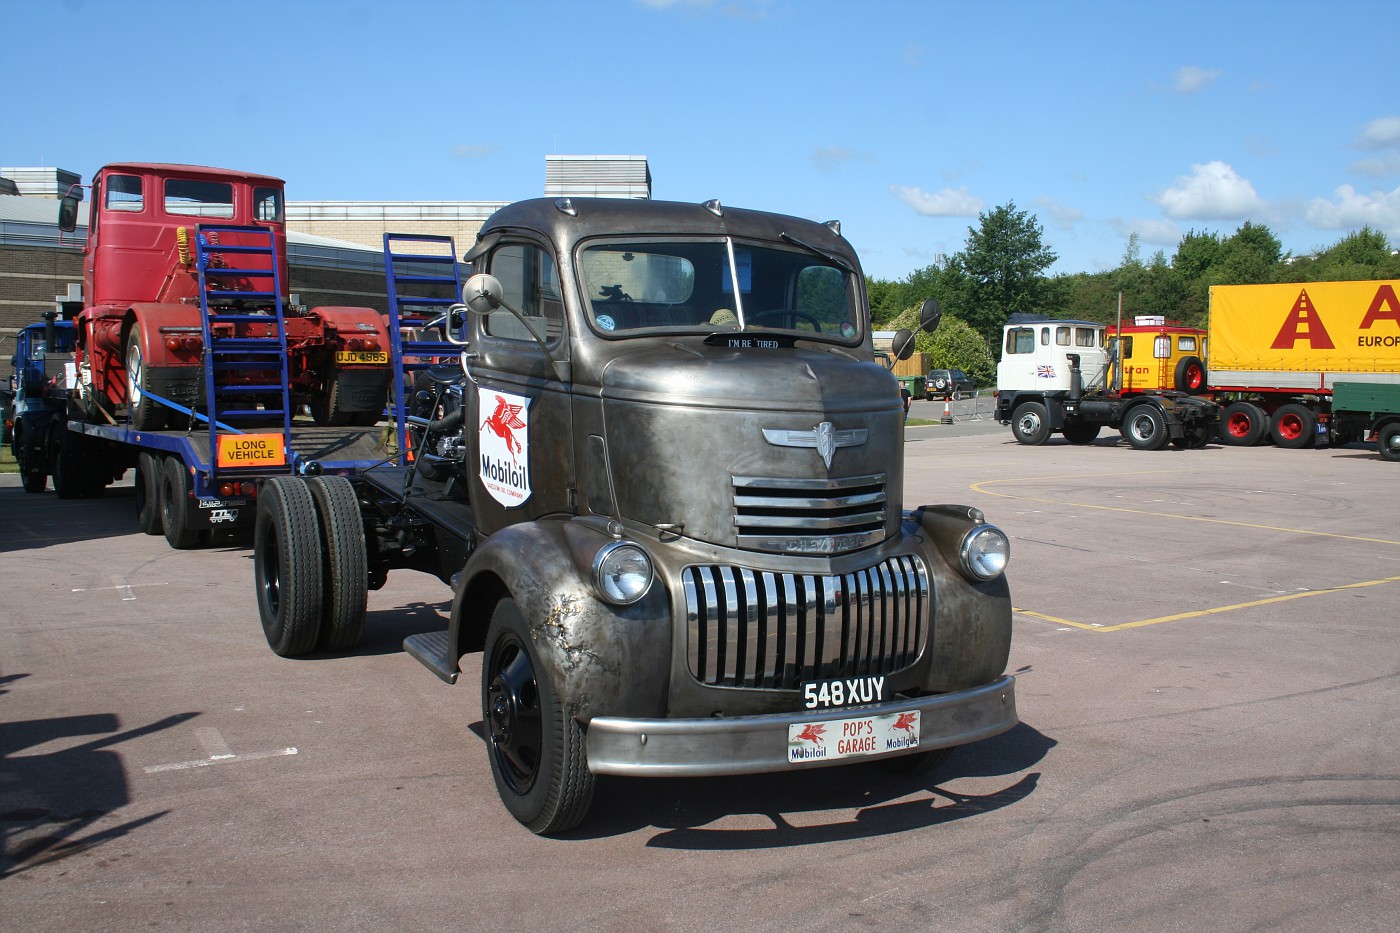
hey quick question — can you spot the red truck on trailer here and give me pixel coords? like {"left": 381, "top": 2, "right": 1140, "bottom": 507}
{"left": 43, "top": 162, "right": 393, "bottom": 547}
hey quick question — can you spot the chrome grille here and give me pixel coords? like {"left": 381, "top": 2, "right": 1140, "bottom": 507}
{"left": 733, "top": 473, "right": 886, "bottom": 554}
{"left": 683, "top": 555, "right": 929, "bottom": 689}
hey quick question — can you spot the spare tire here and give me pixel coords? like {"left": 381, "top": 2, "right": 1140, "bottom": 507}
{"left": 1174, "top": 356, "right": 1207, "bottom": 394}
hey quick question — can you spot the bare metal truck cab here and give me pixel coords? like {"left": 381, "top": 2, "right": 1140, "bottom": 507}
{"left": 253, "top": 197, "right": 1017, "bottom": 833}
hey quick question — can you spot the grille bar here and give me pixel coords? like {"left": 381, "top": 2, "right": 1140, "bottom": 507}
{"left": 732, "top": 473, "right": 887, "bottom": 554}
{"left": 683, "top": 555, "right": 929, "bottom": 689}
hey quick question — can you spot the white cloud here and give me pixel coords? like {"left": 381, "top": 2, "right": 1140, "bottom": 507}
{"left": 890, "top": 184, "right": 984, "bottom": 217}
{"left": 811, "top": 146, "right": 876, "bottom": 172}
{"left": 450, "top": 143, "right": 499, "bottom": 160}
{"left": 1112, "top": 217, "right": 1181, "bottom": 248}
{"left": 1303, "top": 184, "right": 1400, "bottom": 233}
{"left": 1151, "top": 161, "right": 1265, "bottom": 220}
{"left": 1034, "top": 196, "right": 1083, "bottom": 230}
{"left": 1174, "top": 65, "right": 1221, "bottom": 94}
{"left": 1350, "top": 154, "right": 1400, "bottom": 178}
{"left": 1354, "top": 116, "right": 1400, "bottom": 150}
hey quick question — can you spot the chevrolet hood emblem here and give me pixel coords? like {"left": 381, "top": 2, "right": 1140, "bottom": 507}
{"left": 762, "top": 422, "right": 868, "bottom": 469}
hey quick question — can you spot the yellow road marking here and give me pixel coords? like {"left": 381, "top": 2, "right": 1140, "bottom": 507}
{"left": 975, "top": 471, "right": 1400, "bottom": 632}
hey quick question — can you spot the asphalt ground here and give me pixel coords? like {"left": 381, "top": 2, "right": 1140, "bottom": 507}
{"left": 2, "top": 407, "right": 1398, "bottom": 931}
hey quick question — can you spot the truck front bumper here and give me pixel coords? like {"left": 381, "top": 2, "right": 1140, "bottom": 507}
{"left": 585, "top": 675, "right": 1016, "bottom": 776}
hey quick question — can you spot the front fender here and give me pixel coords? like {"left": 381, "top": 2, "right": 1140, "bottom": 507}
{"left": 451, "top": 519, "right": 672, "bottom": 722}
{"left": 911, "top": 505, "right": 1013, "bottom": 692}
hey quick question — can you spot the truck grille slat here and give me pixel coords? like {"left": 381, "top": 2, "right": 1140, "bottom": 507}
{"left": 732, "top": 473, "right": 888, "bottom": 555}
{"left": 685, "top": 556, "right": 929, "bottom": 689}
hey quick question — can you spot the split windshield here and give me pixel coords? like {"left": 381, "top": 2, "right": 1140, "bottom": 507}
{"left": 578, "top": 238, "right": 859, "bottom": 342}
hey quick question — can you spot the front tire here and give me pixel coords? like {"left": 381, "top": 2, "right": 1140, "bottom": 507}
{"left": 1011, "top": 401, "right": 1051, "bottom": 445}
{"left": 483, "top": 598, "right": 595, "bottom": 835}
{"left": 126, "top": 328, "right": 167, "bottom": 431}
{"left": 1123, "top": 405, "right": 1170, "bottom": 450}
{"left": 254, "top": 477, "right": 324, "bottom": 657}
{"left": 1377, "top": 422, "right": 1400, "bottom": 462}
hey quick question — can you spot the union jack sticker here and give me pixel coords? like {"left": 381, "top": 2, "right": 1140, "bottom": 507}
{"left": 1036, "top": 365, "right": 1056, "bottom": 379}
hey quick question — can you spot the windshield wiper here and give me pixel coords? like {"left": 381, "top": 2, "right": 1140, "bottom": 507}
{"left": 779, "top": 231, "right": 853, "bottom": 273}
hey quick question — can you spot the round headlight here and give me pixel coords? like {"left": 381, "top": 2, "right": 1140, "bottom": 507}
{"left": 959, "top": 525, "right": 1010, "bottom": 581}
{"left": 592, "top": 541, "right": 654, "bottom": 605}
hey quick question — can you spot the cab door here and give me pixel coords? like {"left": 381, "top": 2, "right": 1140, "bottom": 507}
{"left": 466, "top": 239, "right": 575, "bottom": 534}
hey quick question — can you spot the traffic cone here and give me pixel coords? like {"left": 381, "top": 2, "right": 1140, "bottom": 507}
{"left": 941, "top": 398, "right": 954, "bottom": 425}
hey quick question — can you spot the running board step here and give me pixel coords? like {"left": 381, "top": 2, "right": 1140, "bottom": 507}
{"left": 404, "top": 630, "right": 459, "bottom": 684}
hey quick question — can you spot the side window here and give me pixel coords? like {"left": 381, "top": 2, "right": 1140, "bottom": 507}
{"left": 1119, "top": 336, "right": 1134, "bottom": 359}
{"left": 1075, "top": 328, "right": 1097, "bottom": 347}
{"left": 1006, "top": 327, "right": 1035, "bottom": 354}
{"left": 105, "top": 174, "right": 144, "bottom": 212}
{"left": 254, "top": 186, "right": 283, "bottom": 222}
{"left": 484, "top": 243, "right": 564, "bottom": 343}
{"left": 1178, "top": 336, "right": 1197, "bottom": 352}
{"left": 1040, "top": 327, "right": 1050, "bottom": 346}
{"left": 1055, "top": 326, "right": 1070, "bottom": 346}
{"left": 1154, "top": 335, "right": 1171, "bottom": 358}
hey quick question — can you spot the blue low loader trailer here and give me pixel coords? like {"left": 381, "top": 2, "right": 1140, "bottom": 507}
{"left": 20, "top": 227, "right": 394, "bottom": 549}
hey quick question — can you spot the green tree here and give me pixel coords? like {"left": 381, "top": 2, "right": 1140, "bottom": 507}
{"left": 886, "top": 306, "right": 996, "bottom": 386}
{"left": 944, "top": 202, "right": 1059, "bottom": 347}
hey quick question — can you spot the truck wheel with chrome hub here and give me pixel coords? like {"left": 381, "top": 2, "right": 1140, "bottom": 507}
{"left": 483, "top": 598, "right": 594, "bottom": 834}
{"left": 1011, "top": 401, "right": 1050, "bottom": 445}
{"left": 1123, "top": 405, "right": 1170, "bottom": 450}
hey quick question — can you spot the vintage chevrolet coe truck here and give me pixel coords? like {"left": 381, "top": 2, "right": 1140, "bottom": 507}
{"left": 253, "top": 197, "right": 1017, "bottom": 833}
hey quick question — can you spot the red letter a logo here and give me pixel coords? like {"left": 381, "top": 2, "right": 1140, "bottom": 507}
{"left": 1270, "top": 289, "right": 1335, "bottom": 350}
{"left": 1359, "top": 283, "right": 1400, "bottom": 331}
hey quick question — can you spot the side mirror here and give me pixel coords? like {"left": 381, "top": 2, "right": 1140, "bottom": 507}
{"left": 58, "top": 194, "right": 80, "bottom": 233}
{"left": 891, "top": 328, "right": 917, "bottom": 362}
{"left": 462, "top": 273, "right": 504, "bottom": 315}
{"left": 919, "top": 297, "right": 942, "bottom": 333}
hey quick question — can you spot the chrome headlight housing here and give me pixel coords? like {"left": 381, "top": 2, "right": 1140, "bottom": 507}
{"left": 592, "top": 540, "right": 654, "bottom": 605}
{"left": 959, "top": 524, "right": 1010, "bottom": 581}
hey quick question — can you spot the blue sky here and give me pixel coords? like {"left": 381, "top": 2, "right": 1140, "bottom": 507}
{"left": 5, "top": 0, "right": 1398, "bottom": 281}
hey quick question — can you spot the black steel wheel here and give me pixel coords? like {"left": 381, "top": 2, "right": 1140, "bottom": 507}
{"left": 1061, "top": 422, "right": 1101, "bottom": 445}
{"left": 135, "top": 452, "right": 163, "bottom": 535}
{"left": 311, "top": 370, "right": 381, "bottom": 427}
{"left": 1378, "top": 422, "right": 1400, "bottom": 462}
{"left": 50, "top": 427, "right": 87, "bottom": 499}
{"left": 15, "top": 424, "right": 46, "bottom": 493}
{"left": 483, "top": 598, "right": 594, "bottom": 835}
{"left": 125, "top": 328, "right": 167, "bottom": 431}
{"left": 1171, "top": 425, "right": 1212, "bottom": 449}
{"left": 1123, "top": 405, "right": 1170, "bottom": 450}
{"left": 306, "top": 475, "right": 368, "bottom": 653}
{"left": 254, "top": 476, "right": 324, "bottom": 657}
{"left": 1011, "top": 401, "right": 1051, "bottom": 445}
{"left": 159, "top": 455, "right": 202, "bottom": 549}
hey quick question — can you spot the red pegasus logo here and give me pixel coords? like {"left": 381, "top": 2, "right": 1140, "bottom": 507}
{"left": 481, "top": 395, "right": 526, "bottom": 459}
{"left": 795, "top": 724, "right": 826, "bottom": 744}
{"left": 892, "top": 712, "right": 917, "bottom": 733}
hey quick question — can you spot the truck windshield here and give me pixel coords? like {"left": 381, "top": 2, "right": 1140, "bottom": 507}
{"left": 578, "top": 238, "right": 860, "bottom": 342}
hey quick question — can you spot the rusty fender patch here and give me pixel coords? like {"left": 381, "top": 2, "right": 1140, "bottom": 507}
{"left": 532, "top": 594, "right": 617, "bottom": 676}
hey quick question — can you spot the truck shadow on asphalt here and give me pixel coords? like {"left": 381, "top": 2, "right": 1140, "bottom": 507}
{"left": 0, "top": 487, "right": 141, "bottom": 553}
{"left": 0, "top": 687, "right": 194, "bottom": 878}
